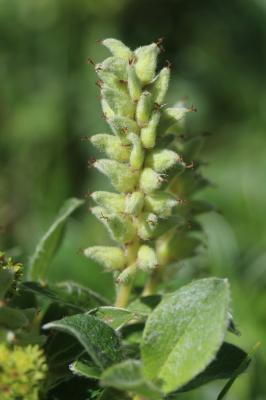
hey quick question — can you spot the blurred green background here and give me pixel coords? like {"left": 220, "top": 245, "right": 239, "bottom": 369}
{"left": 0, "top": 0, "right": 265, "bottom": 398}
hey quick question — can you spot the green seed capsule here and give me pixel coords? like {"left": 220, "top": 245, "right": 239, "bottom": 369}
{"left": 91, "top": 191, "right": 125, "bottom": 213}
{"left": 137, "top": 245, "right": 158, "bottom": 272}
{"left": 102, "top": 38, "right": 132, "bottom": 59}
{"left": 144, "top": 192, "right": 177, "bottom": 216}
{"left": 91, "top": 206, "right": 136, "bottom": 243}
{"left": 136, "top": 91, "right": 153, "bottom": 127}
{"left": 158, "top": 105, "right": 190, "bottom": 134}
{"left": 96, "top": 57, "right": 127, "bottom": 91}
{"left": 94, "top": 159, "right": 139, "bottom": 192}
{"left": 149, "top": 67, "right": 170, "bottom": 105}
{"left": 141, "top": 111, "right": 160, "bottom": 149}
{"left": 125, "top": 191, "right": 144, "bottom": 216}
{"left": 108, "top": 116, "right": 139, "bottom": 138}
{"left": 137, "top": 212, "right": 158, "bottom": 240}
{"left": 139, "top": 168, "right": 163, "bottom": 193}
{"left": 128, "top": 133, "right": 144, "bottom": 170}
{"left": 102, "top": 88, "right": 135, "bottom": 119}
{"left": 90, "top": 134, "right": 130, "bottom": 162}
{"left": 134, "top": 43, "right": 159, "bottom": 84}
{"left": 145, "top": 149, "right": 181, "bottom": 172}
{"left": 127, "top": 64, "right": 142, "bottom": 101}
{"left": 84, "top": 246, "right": 126, "bottom": 271}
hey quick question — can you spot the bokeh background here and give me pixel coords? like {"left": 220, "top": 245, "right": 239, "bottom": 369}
{"left": 0, "top": 0, "right": 265, "bottom": 398}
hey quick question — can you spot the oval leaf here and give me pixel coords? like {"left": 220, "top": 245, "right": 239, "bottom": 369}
{"left": 43, "top": 314, "right": 122, "bottom": 369}
{"left": 28, "top": 197, "right": 84, "bottom": 281}
{"left": 141, "top": 278, "right": 230, "bottom": 393}
{"left": 101, "top": 359, "right": 162, "bottom": 398}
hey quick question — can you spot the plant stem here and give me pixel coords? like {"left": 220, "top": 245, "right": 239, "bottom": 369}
{"left": 115, "top": 281, "right": 133, "bottom": 307}
{"left": 142, "top": 265, "right": 163, "bottom": 296}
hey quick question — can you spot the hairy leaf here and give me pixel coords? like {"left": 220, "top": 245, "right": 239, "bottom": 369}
{"left": 141, "top": 278, "right": 230, "bottom": 393}
{"left": 43, "top": 314, "right": 122, "bottom": 369}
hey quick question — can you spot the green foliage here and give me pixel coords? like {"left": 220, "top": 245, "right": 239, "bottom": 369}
{"left": 0, "top": 30, "right": 258, "bottom": 400}
{"left": 43, "top": 314, "right": 122, "bottom": 369}
{"left": 141, "top": 278, "right": 230, "bottom": 393}
{"left": 28, "top": 198, "right": 84, "bottom": 281}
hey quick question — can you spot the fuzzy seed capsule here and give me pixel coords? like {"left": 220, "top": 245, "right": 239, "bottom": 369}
{"left": 91, "top": 206, "right": 136, "bottom": 243}
{"left": 144, "top": 192, "right": 177, "bottom": 216}
{"left": 128, "top": 133, "right": 144, "bottom": 170}
{"left": 136, "top": 91, "right": 153, "bottom": 127}
{"left": 96, "top": 57, "right": 127, "bottom": 91}
{"left": 102, "top": 88, "right": 135, "bottom": 119}
{"left": 149, "top": 67, "right": 170, "bottom": 104}
{"left": 137, "top": 245, "right": 158, "bottom": 272}
{"left": 140, "top": 111, "right": 160, "bottom": 149}
{"left": 145, "top": 149, "right": 181, "bottom": 172}
{"left": 102, "top": 38, "right": 132, "bottom": 59}
{"left": 127, "top": 64, "right": 142, "bottom": 101}
{"left": 84, "top": 246, "right": 126, "bottom": 270}
{"left": 125, "top": 191, "right": 144, "bottom": 216}
{"left": 139, "top": 168, "right": 163, "bottom": 193}
{"left": 134, "top": 43, "right": 159, "bottom": 84}
{"left": 94, "top": 159, "right": 139, "bottom": 192}
{"left": 90, "top": 134, "right": 130, "bottom": 162}
{"left": 91, "top": 191, "right": 125, "bottom": 213}
{"left": 108, "top": 116, "right": 139, "bottom": 137}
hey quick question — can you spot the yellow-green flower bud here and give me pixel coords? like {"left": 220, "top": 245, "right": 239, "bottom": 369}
{"left": 144, "top": 192, "right": 177, "bottom": 216}
{"left": 128, "top": 133, "right": 144, "bottom": 170}
{"left": 150, "top": 67, "right": 170, "bottom": 105}
{"left": 91, "top": 191, "right": 125, "bottom": 213}
{"left": 125, "top": 191, "right": 144, "bottom": 216}
{"left": 137, "top": 245, "right": 158, "bottom": 272}
{"left": 84, "top": 246, "right": 126, "bottom": 271}
{"left": 127, "top": 64, "right": 142, "bottom": 101}
{"left": 139, "top": 168, "right": 163, "bottom": 193}
{"left": 91, "top": 206, "right": 136, "bottom": 243}
{"left": 90, "top": 134, "right": 130, "bottom": 162}
{"left": 102, "top": 38, "right": 132, "bottom": 60}
{"left": 101, "top": 88, "right": 135, "bottom": 119}
{"left": 0, "top": 344, "right": 47, "bottom": 400}
{"left": 140, "top": 111, "right": 160, "bottom": 149}
{"left": 136, "top": 91, "right": 153, "bottom": 127}
{"left": 146, "top": 149, "right": 181, "bottom": 172}
{"left": 134, "top": 43, "right": 159, "bottom": 84}
{"left": 94, "top": 159, "right": 138, "bottom": 192}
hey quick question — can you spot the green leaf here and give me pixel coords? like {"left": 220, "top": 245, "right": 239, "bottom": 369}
{"left": 28, "top": 197, "right": 84, "bottom": 281}
{"left": 0, "top": 269, "right": 14, "bottom": 298}
{"left": 43, "top": 314, "right": 122, "bottom": 369}
{"left": 0, "top": 306, "right": 29, "bottom": 330}
{"left": 128, "top": 295, "right": 161, "bottom": 315}
{"left": 22, "top": 280, "right": 108, "bottom": 311}
{"left": 90, "top": 306, "right": 143, "bottom": 330}
{"left": 216, "top": 342, "right": 259, "bottom": 400}
{"left": 169, "top": 342, "right": 248, "bottom": 394}
{"left": 141, "top": 278, "right": 230, "bottom": 393}
{"left": 70, "top": 359, "right": 101, "bottom": 379}
{"left": 101, "top": 359, "right": 162, "bottom": 398}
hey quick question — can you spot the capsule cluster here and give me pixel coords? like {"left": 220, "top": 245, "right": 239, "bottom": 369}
{"left": 84, "top": 38, "right": 211, "bottom": 287}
